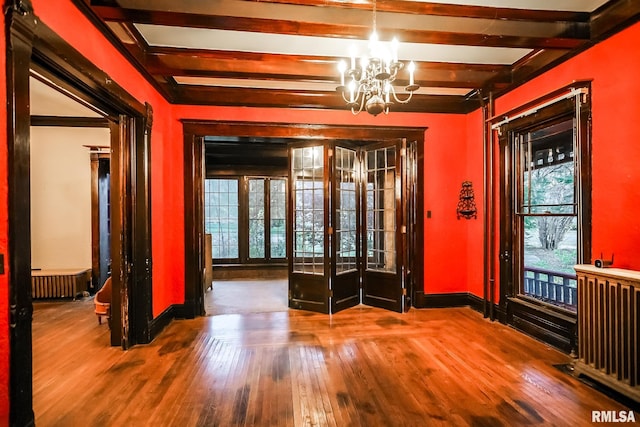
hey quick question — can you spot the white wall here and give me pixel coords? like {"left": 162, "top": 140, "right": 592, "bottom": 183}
{"left": 30, "top": 126, "right": 110, "bottom": 269}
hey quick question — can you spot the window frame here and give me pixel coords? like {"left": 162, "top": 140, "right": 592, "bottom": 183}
{"left": 205, "top": 175, "right": 288, "bottom": 265}
{"left": 496, "top": 81, "right": 591, "bottom": 352}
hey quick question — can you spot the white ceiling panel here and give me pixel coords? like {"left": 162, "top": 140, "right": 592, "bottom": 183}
{"left": 136, "top": 24, "right": 532, "bottom": 65}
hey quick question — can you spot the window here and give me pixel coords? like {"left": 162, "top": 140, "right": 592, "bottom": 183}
{"left": 499, "top": 84, "right": 591, "bottom": 315}
{"left": 516, "top": 118, "right": 578, "bottom": 309}
{"left": 270, "top": 179, "right": 287, "bottom": 259}
{"left": 205, "top": 177, "right": 286, "bottom": 263}
{"left": 205, "top": 179, "right": 239, "bottom": 259}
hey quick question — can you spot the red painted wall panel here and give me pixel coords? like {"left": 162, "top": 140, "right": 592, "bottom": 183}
{"left": 0, "top": 10, "right": 10, "bottom": 425}
{"left": 31, "top": 0, "right": 186, "bottom": 316}
{"left": 172, "top": 105, "right": 470, "bottom": 295}
{"left": 465, "top": 109, "right": 485, "bottom": 298}
{"left": 494, "top": 21, "right": 640, "bottom": 277}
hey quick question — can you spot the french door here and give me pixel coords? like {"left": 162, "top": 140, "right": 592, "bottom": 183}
{"left": 288, "top": 139, "right": 414, "bottom": 314}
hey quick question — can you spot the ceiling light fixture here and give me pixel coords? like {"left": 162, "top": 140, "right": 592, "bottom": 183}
{"left": 336, "top": 0, "right": 419, "bottom": 116}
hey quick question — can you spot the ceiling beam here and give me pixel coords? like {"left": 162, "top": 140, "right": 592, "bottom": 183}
{"left": 93, "top": 6, "right": 589, "bottom": 49}
{"left": 237, "top": 0, "right": 590, "bottom": 22}
{"left": 146, "top": 48, "right": 511, "bottom": 88}
{"left": 173, "top": 85, "right": 478, "bottom": 113}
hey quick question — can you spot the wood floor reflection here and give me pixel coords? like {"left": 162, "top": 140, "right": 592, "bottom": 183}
{"left": 32, "top": 300, "right": 631, "bottom": 426}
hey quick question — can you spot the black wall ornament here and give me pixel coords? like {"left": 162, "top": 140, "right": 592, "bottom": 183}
{"left": 456, "top": 181, "right": 477, "bottom": 219}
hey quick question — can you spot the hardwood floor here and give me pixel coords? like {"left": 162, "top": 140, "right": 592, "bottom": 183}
{"left": 205, "top": 280, "right": 288, "bottom": 316}
{"left": 33, "top": 299, "right": 633, "bottom": 426}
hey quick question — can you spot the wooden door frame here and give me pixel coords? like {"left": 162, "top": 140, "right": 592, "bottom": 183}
{"left": 182, "top": 120, "right": 426, "bottom": 316}
{"left": 6, "top": 1, "right": 153, "bottom": 424}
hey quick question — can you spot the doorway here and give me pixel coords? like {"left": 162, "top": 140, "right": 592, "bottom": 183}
{"left": 289, "top": 139, "right": 416, "bottom": 314}
{"left": 183, "top": 121, "right": 426, "bottom": 319}
{"left": 7, "top": 10, "right": 154, "bottom": 424}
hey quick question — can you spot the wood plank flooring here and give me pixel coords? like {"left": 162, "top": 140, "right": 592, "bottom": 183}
{"left": 33, "top": 299, "right": 633, "bottom": 426}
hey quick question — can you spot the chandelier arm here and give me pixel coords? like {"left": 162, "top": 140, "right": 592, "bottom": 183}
{"left": 351, "top": 91, "right": 367, "bottom": 115}
{"left": 390, "top": 88, "right": 414, "bottom": 104}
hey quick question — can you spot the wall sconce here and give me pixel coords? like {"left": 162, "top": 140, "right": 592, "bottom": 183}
{"left": 457, "top": 181, "right": 477, "bottom": 219}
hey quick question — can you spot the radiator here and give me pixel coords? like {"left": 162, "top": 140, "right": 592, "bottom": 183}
{"left": 574, "top": 265, "right": 640, "bottom": 404}
{"left": 31, "top": 269, "right": 90, "bottom": 299}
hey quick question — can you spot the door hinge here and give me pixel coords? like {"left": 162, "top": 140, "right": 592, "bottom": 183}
{"left": 400, "top": 148, "right": 406, "bottom": 157}
{"left": 401, "top": 225, "right": 407, "bottom": 234}
{"left": 328, "top": 148, "right": 333, "bottom": 157}
{"left": 402, "top": 288, "right": 407, "bottom": 296}
{"left": 328, "top": 227, "right": 334, "bottom": 235}
{"left": 328, "top": 290, "right": 333, "bottom": 297}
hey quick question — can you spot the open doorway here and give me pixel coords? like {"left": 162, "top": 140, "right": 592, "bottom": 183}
{"left": 183, "top": 121, "right": 426, "bottom": 319}
{"left": 202, "top": 137, "right": 289, "bottom": 316}
{"left": 7, "top": 10, "right": 154, "bottom": 423}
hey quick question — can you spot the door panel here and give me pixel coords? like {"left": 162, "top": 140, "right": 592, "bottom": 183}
{"left": 363, "top": 141, "right": 405, "bottom": 312}
{"left": 288, "top": 139, "right": 414, "bottom": 314}
{"left": 331, "top": 145, "right": 360, "bottom": 313}
{"left": 289, "top": 145, "right": 330, "bottom": 313}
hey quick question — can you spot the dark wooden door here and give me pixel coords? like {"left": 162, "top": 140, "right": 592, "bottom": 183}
{"left": 288, "top": 144, "right": 330, "bottom": 313}
{"left": 362, "top": 140, "right": 407, "bottom": 313}
{"left": 330, "top": 144, "right": 361, "bottom": 313}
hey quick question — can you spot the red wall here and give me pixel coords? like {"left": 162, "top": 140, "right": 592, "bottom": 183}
{"left": 31, "top": 0, "right": 186, "bottom": 316}
{"left": 172, "top": 105, "right": 471, "bottom": 295}
{"left": 5, "top": 0, "right": 637, "bottom": 420}
{"left": 0, "top": 9, "right": 9, "bottom": 425}
{"left": 493, "top": 20, "right": 640, "bottom": 285}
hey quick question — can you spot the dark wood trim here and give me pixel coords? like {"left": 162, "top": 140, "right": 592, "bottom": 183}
{"left": 496, "top": 82, "right": 591, "bottom": 356}
{"left": 30, "top": 115, "right": 109, "bottom": 127}
{"left": 413, "top": 292, "right": 487, "bottom": 314}
{"left": 93, "top": 6, "right": 588, "bottom": 50}
{"left": 69, "top": 0, "right": 174, "bottom": 102}
{"left": 246, "top": 0, "right": 590, "bottom": 22}
{"left": 183, "top": 133, "right": 206, "bottom": 318}
{"left": 184, "top": 121, "right": 426, "bottom": 314}
{"left": 506, "top": 297, "right": 577, "bottom": 354}
{"left": 7, "top": 6, "right": 154, "bottom": 421}
{"left": 132, "top": 103, "right": 154, "bottom": 344}
{"left": 6, "top": 1, "right": 37, "bottom": 425}
{"left": 148, "top": 304, "right": 177, "bottom": 340}
{"left": 183, "top": 121, "right": 426, "bottom": 142}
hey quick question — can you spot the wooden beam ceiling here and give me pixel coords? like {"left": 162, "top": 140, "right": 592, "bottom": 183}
{"left": 74, "top": 0, "right": 640, "bottom": 114}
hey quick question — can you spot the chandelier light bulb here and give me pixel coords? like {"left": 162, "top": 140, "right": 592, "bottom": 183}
{"left": 338, "top": 60, "right": 346, "bottom": 86}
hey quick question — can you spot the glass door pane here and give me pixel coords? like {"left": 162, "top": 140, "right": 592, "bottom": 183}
{"left": 331, "top": 145, "right": 360, "bottom": 313}
{"left": 366, "top": 146, "right": 396, "bottom": 273}
{"left": 292, "top": 146, "right": 325, "bottom": 275}
{"left": 336, "top": 147, "right": 358, "bottom": 274}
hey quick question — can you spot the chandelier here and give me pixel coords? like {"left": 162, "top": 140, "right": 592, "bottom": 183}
{"left": 336, "top": 0, "right": 419, "bottom": 116}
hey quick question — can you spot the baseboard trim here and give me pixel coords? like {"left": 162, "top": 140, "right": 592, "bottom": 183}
{"left": 149, "top": 304, "right": 182, "bottom": 341}
{"left": 414, "top": 291, "right": 491, "bottom": 310}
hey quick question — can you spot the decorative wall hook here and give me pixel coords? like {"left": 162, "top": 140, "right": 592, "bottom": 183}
{"left": 456, "top": 181, "right": 477, "bottom": 219}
